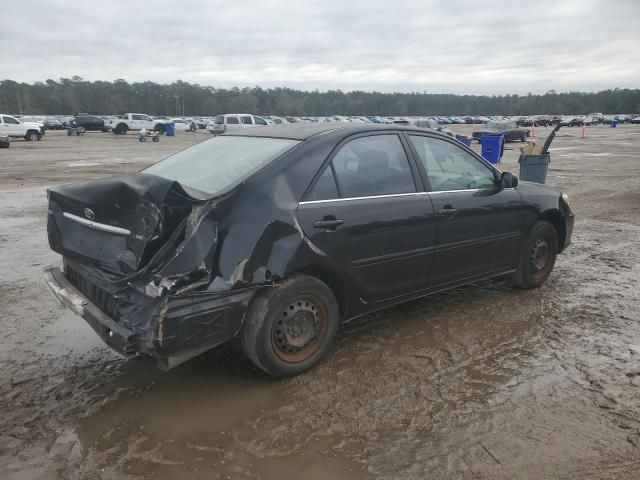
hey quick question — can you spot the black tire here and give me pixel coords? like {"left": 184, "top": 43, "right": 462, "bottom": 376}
{"left": 241, "top": 274, "right": 339, "bottom": 378}
{"left": 512, "top": 221, "right": 558, "bottom": 289}
{"left": 25, "top": 130, "right": 41, "bottom": 141}
{"left": 114, "top": 124, "right": 128, "bottom": 135}
{"left": 154, "top": 123, "right": 166, "bottom": 134}
{"left": 152, "top": 136, "right": 159, "bottom": 142}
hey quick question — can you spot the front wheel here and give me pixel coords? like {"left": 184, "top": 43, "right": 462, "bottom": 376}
{"left": 512, "top": 221, "right": 558, "bottom": 289}
{"left": 241, "top": 275, "right": 339, "bottom": 378}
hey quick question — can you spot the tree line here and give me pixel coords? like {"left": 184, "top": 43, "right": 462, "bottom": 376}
{"left": 1, "top": 77, "right": 638, "bottom": 117}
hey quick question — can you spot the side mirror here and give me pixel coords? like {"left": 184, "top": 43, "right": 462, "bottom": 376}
{"left": 500, "top": 171, "right": 518, "bottom": 188}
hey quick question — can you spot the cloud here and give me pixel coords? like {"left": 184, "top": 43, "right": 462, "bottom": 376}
{"left": 1, "top": 0, "right": 639, "bottom": 94}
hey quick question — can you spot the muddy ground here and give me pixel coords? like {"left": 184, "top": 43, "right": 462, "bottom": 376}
{"left": 1, "top": 124, "right": 639, "bottom": 479}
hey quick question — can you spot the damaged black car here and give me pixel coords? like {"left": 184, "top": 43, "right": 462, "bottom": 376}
{"left": 44, "top": 123, "right": 574, "bottom": 377}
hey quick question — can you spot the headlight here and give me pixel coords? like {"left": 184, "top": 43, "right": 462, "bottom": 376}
{"left": 561, "top": 192, "right": 570, "bottom": 205}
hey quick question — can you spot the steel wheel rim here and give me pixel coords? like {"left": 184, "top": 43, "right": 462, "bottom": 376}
{"left": 529, "top": 238, "right": 551, "bottom": 275}
{"left": 272, "top": 295, "right": 327, "bottom": 363}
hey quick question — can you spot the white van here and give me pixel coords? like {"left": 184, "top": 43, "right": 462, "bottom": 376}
{"left": 206, "top": 114, "right": 268, "bottom": 134}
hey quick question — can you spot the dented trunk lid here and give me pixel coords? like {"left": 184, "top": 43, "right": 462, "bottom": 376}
{"left": 47, "top": 173, "right": 199, "bottom": 275}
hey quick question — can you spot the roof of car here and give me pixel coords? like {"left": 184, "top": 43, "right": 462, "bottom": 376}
{"left": 224, "top": 122, "right": 438, "bottom": 141}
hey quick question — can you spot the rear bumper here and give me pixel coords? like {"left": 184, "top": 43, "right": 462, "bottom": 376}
{"left": 43, "top": 265, "right": 137, "bottom": 356}
{"left": 43, "top": 265, "right": 258, "bottom": 368}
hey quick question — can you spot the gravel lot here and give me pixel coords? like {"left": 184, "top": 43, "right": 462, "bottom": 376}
{"left": 1, "top": 124, "right": 639, "bottom": 479}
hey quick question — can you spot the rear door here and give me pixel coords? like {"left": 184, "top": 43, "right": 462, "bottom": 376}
{"left": 406, "top": 133, "right": 525, "bottom": 286}
{"left": 296, "top": 132, "right": 437, "bottom": 301}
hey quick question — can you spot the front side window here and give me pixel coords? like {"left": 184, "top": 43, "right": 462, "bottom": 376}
{"left": 241, "top": 116, "right": 253, "bottom": 125}
{"left": 3, "top": 116, "right": 19, "bottom": 125}
{"left": 144, "top": 136, "right": 299, "bottom": 197}
{"left": 409, "top": 135, "right": 496, "bottom": 191}
{"left": 330, "top": 134, "right": 415, "bottom": 198}
{"left": 254, "top": 116, "right": 267, "bottom": 125}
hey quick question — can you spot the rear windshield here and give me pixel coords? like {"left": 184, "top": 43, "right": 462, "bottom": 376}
{"left": 143, "top": 136, "right": 299, "bottom": 197}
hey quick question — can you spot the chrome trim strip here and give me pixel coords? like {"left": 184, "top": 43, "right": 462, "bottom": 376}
{"left": 62, "top": 212, "right": 131, "bottom": 236}
{"left": 427, "top": 188, "right": 482, "bottom": 195}
{"left": 299, "top": 192, "right": 428, "bottom": 205}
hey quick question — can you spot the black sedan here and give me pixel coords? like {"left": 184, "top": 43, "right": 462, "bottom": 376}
{"left": 472, "top": 120, "right": 530, "bottom": 142}
{"left": 43, "top": 124, "right": 574, "bottom": 377}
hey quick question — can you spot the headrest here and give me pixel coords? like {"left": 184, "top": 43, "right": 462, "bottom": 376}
{"left": 357, "top": 150, "right": 389, "bottom": 177}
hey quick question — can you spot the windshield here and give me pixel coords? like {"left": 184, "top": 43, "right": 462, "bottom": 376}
{"left": 143, "top": 136, "right": 300, "bottom": 197}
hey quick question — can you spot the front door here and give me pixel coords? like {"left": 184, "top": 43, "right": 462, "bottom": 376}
{"left": 297, "top": 133, "right": 437, "bottom": 301}
{"left": 406, "top": 133, "right": 525, "bottom": 287}
{"left": 2, "top": 116, "right": 22, "bottom": 136}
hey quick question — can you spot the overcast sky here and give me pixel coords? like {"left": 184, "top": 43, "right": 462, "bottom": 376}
{"left": 2, "top": 0, "right": 639, "bottom": 95}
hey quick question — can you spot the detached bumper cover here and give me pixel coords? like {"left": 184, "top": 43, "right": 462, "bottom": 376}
{"left": 43, "top": 265, "right": 257, "bottom": 366}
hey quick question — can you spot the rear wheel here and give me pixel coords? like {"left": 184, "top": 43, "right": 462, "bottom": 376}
{"left": 241, "top": 275, "right": 339, "bottom": 377}
{"left": 512, "top": 221, "right": 558, "bottom": 289}
{"left": 154, "top": 123, "right": 166, "bottom": 134}
{"left": 114, "top": 124, "right": 128, "bottom": 135}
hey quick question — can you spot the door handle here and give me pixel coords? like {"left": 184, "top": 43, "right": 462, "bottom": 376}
{"left": 313, "top": 219, "right": 344, "bottom": 230}
{"left": 436, "top": 207, "right": 459, "bottom": 218}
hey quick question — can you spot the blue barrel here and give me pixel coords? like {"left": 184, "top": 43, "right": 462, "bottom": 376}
{"left": 165, "top": 123, "right": 175, "bottom": 136}
{"left": 480, "top": 134, "right": 504, "bottom": 164}
{"left": 611, "top": 120, "right": 617, "bottom": 128}
{"left": 456, "top": 135, "right": 472, "bottom": 147}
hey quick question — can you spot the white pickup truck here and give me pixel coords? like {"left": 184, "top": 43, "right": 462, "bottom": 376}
{"left": 107, "top": 113, "right": 168, "bottom": 135}
{"left": 0, "top": 114, "right": 46, "bottom": 141}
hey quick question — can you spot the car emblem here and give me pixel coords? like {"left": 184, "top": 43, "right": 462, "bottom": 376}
{"left": 83, "top": 208, "right": 96, "bottom": 220}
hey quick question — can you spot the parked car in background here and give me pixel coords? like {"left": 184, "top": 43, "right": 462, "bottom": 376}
{"left": 44, "top": 123, "right": 573, "bottom": 377}
{"left": 0, "top": 114, "right": 45, "bottom": 141}
{"left": 472, "top": 120, "right": 530, "bottom": 142}
{"left": 71, "top": 115, "right": 107, "bottom": 132}
{"left": 107, "top": 113, "right": 168, "bottom": 135}
{"left": 630, "top": 116, "right": 640, "bottom": 124}
{"left": 0, "top": 133, "right": 10, "bottom": 148}
{"left": 43, "top": 117, "right": 65, "bottom": 130}
{"left": 206, "top": 114, "right": 268, "bottom": 134}
{"left": 169, "top": 118, "right": 197, "bottom": 133}
{"left": 410, "top": 119, "right": 454, "bottom": 137}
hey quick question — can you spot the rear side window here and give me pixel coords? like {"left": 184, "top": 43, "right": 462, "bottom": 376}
{"left": 214, "top": 115, "right": 224, "bottom": 125}
{"left": 241, "top": 116, "right": 253, "bottom": 125}
{"left": 331, "top": 135, "right": 415, "bottom": 198}
{"left": 226, "top": 116, "right": 240, "bottom": 125}
{"left": 306, "top": 166, "right": 339, "bottom": 201}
